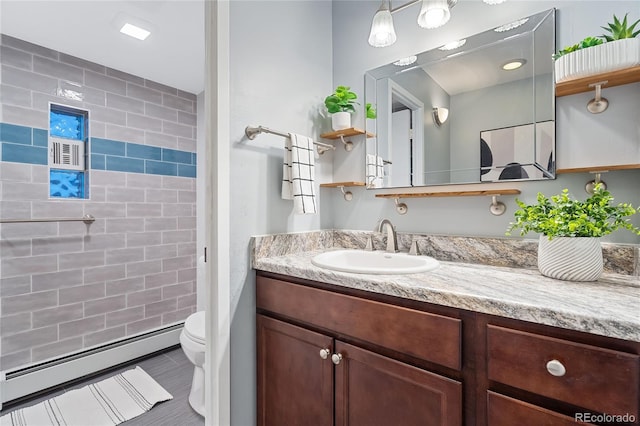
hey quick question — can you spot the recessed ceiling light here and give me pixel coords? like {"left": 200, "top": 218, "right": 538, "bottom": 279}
{"left": 494, "top": 18, "right": 529, "bottom": 33}
{"left": 439, "top": 39, "right": 466, "bottom": 51}
{"left": 502, "top": 59, "right": 526, "bottom": 70}
{"left": 393, "top": 55, "right": 418, "bottom": 66}
{"left": 120, "top": 23, "right": 151, "bottom": 41}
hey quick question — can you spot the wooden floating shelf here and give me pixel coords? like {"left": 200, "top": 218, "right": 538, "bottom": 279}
{"left": 320, "top": 128, "right": 374, "bottom": 139}
{"left": 556, "top": 164, "right": 640, "bottom": 174}
{"left": 555, "top": 66, "right": 640, "bottom": 97}
{"left": 320, "top": 181, "right": 366, "bottom": 188}
{"left": 375, "top": 189, "right": 521, "bottom": 199}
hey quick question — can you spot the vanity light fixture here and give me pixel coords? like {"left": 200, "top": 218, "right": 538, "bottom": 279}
{"left": 433, "top": 106, "right": 449, "bottom": 126}
{"left": 393, "top": 55, "right": 418, "bottom": 66}
{"left": 502, "top": 59, "right": 526, "bottom": 71}
{"left": 438, "top": 38, "right": 466, "bottom": 51}
{"left": 368, "top": 0, "right": 507, "bottom": 47}
{"left": 494, "top": 17, "right": 529, "bottom": 33}
{"left": 417, "top": 0, "right": 451, "bottom": 29}
{"left": 120, "top": 23, "right": 151, "bottom": 40}
{"left": 368, "top": 0, "right": 397, "bottom": 47}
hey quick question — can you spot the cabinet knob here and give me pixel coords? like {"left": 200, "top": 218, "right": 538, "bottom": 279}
{"left": 546, "top": 359, "right": 566, "bottom": 377}
{"left": 319, "top": 348, "right": 330, "bottom": 360}
{"left": 331, "top": 353, "right": 343, "bottom": 365}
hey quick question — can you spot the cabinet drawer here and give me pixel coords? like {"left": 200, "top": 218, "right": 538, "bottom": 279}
{"left": 487, "top": 325, "right": 640, "bottom": 418}
{"left": 487, "top": 392, "right": 577, "bottom": 426}
{"left": 257, "top": 276, "right": 461, "bottom": 370}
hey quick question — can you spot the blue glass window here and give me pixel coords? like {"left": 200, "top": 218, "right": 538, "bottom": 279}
{"left": 50, "top": 111, "right": 84, "bottom": 140}
{"left": 49, "top": 105, "right": 89, "bottom": 199}
{"left": 50, "top": 169, "right": 85, "bottom": 198}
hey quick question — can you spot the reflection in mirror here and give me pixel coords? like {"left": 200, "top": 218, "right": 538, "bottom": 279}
{"left": 365, "top": 9, "right": 556, "bottom": 189}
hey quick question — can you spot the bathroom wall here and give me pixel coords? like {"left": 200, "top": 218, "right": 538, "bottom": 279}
{"left": 228, "top": 1, "right": 333, "bottom": 424}
{"left": 330, "top": 1, "right": 640, "bottom": 244}
{"left": 0, "top": 35, "right": 197, "bottom": 371}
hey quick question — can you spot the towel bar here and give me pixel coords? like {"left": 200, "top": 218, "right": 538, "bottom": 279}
{"left": 0, "top": 214, "right": 96, "bottom": 224}
{"left": 245, "top": 125, "right": 336, "bottom": 154}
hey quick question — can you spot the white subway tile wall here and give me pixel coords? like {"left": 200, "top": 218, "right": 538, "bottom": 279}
{"left": 0, "top": 35, "right": 197, "bottom": 371}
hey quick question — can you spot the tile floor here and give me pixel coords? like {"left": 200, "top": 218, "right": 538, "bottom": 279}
{"left": 1, "top": 346, "right": 204, "bottom": 426}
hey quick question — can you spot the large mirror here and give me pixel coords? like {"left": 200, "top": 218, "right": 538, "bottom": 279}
{"left": 365, "top": 9, "right": 555, "bottom": 188}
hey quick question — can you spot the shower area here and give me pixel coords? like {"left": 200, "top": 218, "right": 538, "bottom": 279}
{"left": 0, "top": 2, "right": 204, "bottom": 407}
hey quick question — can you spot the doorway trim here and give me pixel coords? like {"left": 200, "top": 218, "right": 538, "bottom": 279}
{"left": 204, "top": 1, "right": 231, "bottom": 425}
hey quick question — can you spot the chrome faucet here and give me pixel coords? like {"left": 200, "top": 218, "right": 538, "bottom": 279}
{"left": 377, "top": 219, "right": 398, "bottom": 253}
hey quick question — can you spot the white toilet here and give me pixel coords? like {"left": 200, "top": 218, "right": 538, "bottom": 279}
{"left": 180, "top": 311, "right": 205, "bottom": 416}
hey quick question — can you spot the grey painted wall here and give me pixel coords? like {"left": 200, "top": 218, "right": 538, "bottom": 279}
{"left": 331, "top": 1, "right": 640, "bottom": 244}
{"left": 228, "top": 2, "right": 333, "bottom": 425}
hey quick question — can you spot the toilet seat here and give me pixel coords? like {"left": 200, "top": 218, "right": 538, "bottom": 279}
{"left": 184, "top": 311, "right": 205, "bottom": 345}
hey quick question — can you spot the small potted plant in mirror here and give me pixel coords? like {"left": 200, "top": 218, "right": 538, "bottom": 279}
{"left": 506, "top": 184, "right": 640, "bottom": 282}
{"left": 324, "top": 85, "right": 358, "bottom": 131}
{"left": 366, "top": 103, "right": 377, "bottom": 120}
{"left": 555, "top": 13, "right": 640, "bottom": 83}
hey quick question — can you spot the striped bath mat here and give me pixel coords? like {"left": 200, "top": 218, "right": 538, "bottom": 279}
{"left": 1, "top": 367, "right": 172, "bottom": 426}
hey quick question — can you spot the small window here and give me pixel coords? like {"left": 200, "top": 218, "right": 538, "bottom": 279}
{"left": 49, "top": 104, "right": 89, "bottom": 199}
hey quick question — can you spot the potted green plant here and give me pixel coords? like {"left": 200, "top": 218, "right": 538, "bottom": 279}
{"left": 366, "top": 103, "right": 377, "bottom": 119}
{"left": 555, "top": 13, "right": 640, "bottom": 83}
{"left": 324, "top": 85, "right": 358, "bottom": 130}
{"left": 506, "top": 184, "right": 640, "bottom": 281}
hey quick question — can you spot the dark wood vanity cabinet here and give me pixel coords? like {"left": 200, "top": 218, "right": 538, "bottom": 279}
{"left": 256, "top": 271, "right": 640, "bottom": 425}
{"left": 256, "top": 273, "right": 462, "bottom": 426}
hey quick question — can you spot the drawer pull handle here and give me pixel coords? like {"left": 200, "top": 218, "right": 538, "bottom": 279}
{"left": 331, "top": 353, "right": 343, "bottom": 365}
{"left": 546, "top": 359, "right": 566, "bottom": 377}
{"left": 319, "top": 348, "right": 330, "bottom": 360}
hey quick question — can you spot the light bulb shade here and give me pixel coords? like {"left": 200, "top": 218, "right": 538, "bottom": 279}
{"left": 483, "top": 0, "right": 507, "bottom": 4}
{"left": 368, "top": 1, "right": 397, "bottom": 47}
{"left": 433, "top": 107, "right": 449, "bottom": 126}
{"left": 417, "top": 0, "right": 450, "bottom": 29}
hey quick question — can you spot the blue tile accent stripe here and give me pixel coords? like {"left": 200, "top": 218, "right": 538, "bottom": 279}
{"left": 1, "top": 123, "right": 196, "bottom": 178}
{"left": 106, "top": 156, "right": 145, "bottom": 174}
{"left": 127, "top": 143, "right": 161, "bottom": 161}
{"left": 146, "top": 160, "right": 177, "bottom": 176}
{"left": 162, "top": 148, "right": 192, "bottom": 164}
{"left": 91, "top": 138, "right": 126, "bottom": 156}
{"left": 0, "top": 123, "right": 32, "bottom": 145}
{"left": 2, "top": 143, "right": 48, "bottom": 165}
{"left": 178, "top": 164, "right": 197, "bottom": 178}
{"left": 1, "top": 123, "right": 49, "bottom": 165}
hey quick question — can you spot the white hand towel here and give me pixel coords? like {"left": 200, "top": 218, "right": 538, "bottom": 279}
{"left": 376, "top": 155, "right": 385, "bottom": 187}
{"left": 366, "top": 154, "right": 385, "bottom": 188}
{"left": 282, "top": 133, "right": 317, "bottom": 214}
{"left": 366, "top": 154, "right": 377, "bottom": 188}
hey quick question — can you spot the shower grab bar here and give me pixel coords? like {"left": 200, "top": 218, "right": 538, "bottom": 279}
{"left": 0, "top": 214, "right": 95, "bottom": 224}
{"left": 245, "top": 125, "right": 336, "bottom": 154}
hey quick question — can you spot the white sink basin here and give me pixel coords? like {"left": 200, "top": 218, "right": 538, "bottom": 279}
{"left": 311, "top": 249, "right": 439, "bottom": 275}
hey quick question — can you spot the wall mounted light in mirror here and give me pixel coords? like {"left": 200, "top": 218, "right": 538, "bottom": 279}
{"left": 365, "top": 8, "right": 556, "bottom": 189}
{"left": 433, "top": 107, "right": 449, "bottom": 127}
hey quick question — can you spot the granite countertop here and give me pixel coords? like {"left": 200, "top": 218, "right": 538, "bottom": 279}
{"left": 254, "top": 249, "right": 640, "bottom": 343}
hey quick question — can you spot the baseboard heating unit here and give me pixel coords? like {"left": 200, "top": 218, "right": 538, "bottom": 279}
{"left": 0, "top": 324, "right": 182, "bottom": 409}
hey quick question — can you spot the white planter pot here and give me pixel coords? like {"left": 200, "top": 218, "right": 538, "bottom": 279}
{"left": 555, "top": 38, "right": 640, "bottom": 83}
{"left": 331, "top": 112, "right": 351, "bottom": 131}
{"left": 537, "top": 236, "right": 603, "bottom": 282}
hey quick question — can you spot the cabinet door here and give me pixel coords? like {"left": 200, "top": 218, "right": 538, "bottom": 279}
{"left": 257, "top": 315, "right": 333, "bottom": 426}
{"left": 334, "top": 341, "right": 462, "bottom": 426}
